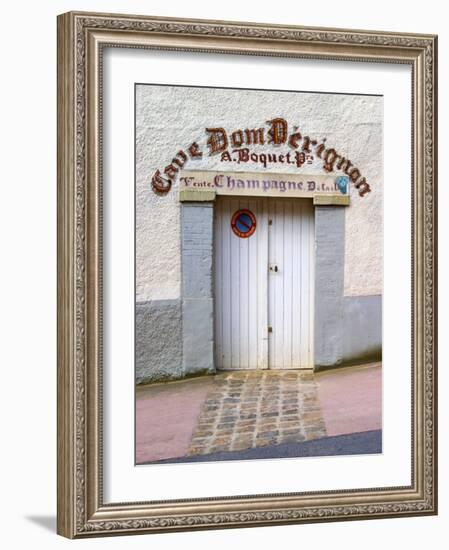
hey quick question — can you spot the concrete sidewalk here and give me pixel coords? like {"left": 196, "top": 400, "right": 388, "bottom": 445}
{"left": 136, "top": 362, "right": 381, "bottom": 464}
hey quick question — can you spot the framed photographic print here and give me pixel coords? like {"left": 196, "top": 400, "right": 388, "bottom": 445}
{"left": 57, "top": 11, "right": 437, "bottom": 538}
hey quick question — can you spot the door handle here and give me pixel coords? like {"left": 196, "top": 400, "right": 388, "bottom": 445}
{"left": 269, "top": 264, "right": 278, "bottom": 272}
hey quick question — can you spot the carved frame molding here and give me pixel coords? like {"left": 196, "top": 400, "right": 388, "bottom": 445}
{"left": 57, "top": 11, "right": 437, "bottom": 538}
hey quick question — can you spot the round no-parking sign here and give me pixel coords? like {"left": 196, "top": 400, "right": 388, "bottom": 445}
{"left": 231, "top": 209, "right": 257, "bottom": 238}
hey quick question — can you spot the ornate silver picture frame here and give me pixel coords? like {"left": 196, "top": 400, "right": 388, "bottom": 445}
{"left": 57, "top": 11, "right": 437, "bottom": 538}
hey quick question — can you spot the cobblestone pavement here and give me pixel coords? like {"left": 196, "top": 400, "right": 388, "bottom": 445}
{"left": 187, "top": 370, "right": 326, "bottom": 456}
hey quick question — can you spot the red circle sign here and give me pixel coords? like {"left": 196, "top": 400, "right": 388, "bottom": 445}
{"left": 231, "top": 209, "right": 257, "bottom": 238}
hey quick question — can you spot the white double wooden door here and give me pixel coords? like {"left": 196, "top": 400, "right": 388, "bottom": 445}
{"left": 214, "top": 197, "right": 314, "bottom": 370}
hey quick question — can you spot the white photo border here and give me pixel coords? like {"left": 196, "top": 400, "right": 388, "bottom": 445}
{"left": 103, "top": 47, "right": 411, "bottom": 503}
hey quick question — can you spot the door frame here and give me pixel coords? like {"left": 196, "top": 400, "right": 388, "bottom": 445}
{"left": 213, "top": 195, "right": 315, "bottom": 371}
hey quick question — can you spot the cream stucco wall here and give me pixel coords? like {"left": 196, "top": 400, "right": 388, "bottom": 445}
{"left": 136, "top": 85, "right": 383, "bottom": 301}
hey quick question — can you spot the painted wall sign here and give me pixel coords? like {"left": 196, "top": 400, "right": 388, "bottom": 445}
{"left": 179, "top": 170, "right": 348, "bottom": 199}
{"left": 231, "top": 209, "right": 257, "bottom": 238}
{"left": 151, "top": 117, "right": 370, "bottom": 197}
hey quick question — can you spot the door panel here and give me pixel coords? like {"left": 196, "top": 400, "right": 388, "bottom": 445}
{"left": 268, "top": 199, "right": 314, "bottom": 369}
{"left": 214, "top": 197, "right": 268, "bottom": 370}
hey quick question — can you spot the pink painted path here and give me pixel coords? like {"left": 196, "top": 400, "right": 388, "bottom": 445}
{"left": 136, "top": 376, "right": 213, "bottom": 463}
{"left": 136, "top": 363, "right": 382, "bottom": 463}
{"left": 315, "top": 362, "right": 382, "bottom": 437}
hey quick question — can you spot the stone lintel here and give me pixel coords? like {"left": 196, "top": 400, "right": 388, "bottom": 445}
{"left": 313, "top": 194, "right": 350, "bottom": 206}
{"left": 179, "top": 189, "right": 216, "bottom": 202}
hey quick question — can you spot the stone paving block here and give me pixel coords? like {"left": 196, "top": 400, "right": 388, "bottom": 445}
{"left": 187, "top": 370, "right": 328, "bottom": 456}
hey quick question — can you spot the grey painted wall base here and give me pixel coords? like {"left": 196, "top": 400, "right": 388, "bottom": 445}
{"left": 135, "top": 299, "right": 182, "bottom": 384}
{"left": 136, "top": 202, "right": 381, "bottom": 384}
{"left": 314, "top": 206, "right": 381, "bottom": 370}
{"left": 342, "top": 295, "right": 382, "bottom": 365}
{"left": 181, "top": 202, "right": 215, "bottom": 377}
{"left": 314, "top": 206, "right": 345, "bottom": 368}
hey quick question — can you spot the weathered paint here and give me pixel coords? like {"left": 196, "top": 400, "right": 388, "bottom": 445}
{"left": 314, "top": 206, "right": 382, "bottom": 369}
{"left": 135, "top": 299, "right": 182, "bottom": 384}
{"left": 179, "top": 170, "right": 345, "bottom": 198}
{"left": 136, "top": 85, "right": 383, "bottom": 303}
{"left": 314, "top": 206, "right": 345, "bottom": 368}
{"left": 135, "top": 85, "right": 382, "bottom": 381}
{"left": 181, "top": 203, "right": 215, "bottom": 376}
{"left": 342, "top": 295, "right": 382, "bottom": 364}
